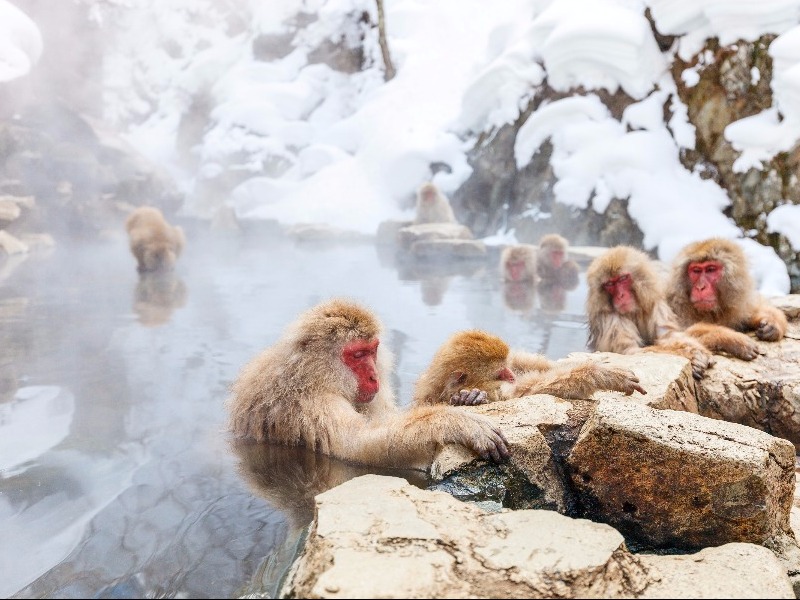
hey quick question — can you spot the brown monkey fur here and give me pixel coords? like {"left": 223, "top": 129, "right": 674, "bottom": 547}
{"left": 125, "top": 206, "right": 186, "bottom": 273}
{"left": 500, "top": 244, "right": 538, "bottom": 282}
{"left": 667, "top": 238, "right": 786, "bottom": 355}
{"left": 536, "top": 234, "right": 580, "bottom": 289}
{"left": 413, "top": 182, "right": 457, "bottom": 224}
{"left": 412, "top": 329, "right": 645, "bottom": 407}
{"left": 226, "top": 298, "right": 510, "bottom": 470}
{"left": 586, "top": 246, "right": 714, "bottom": 379}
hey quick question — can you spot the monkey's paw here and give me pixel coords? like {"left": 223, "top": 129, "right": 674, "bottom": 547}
{"left": 602, "top": 367, "right": 647, "bottom": 395}
{"left": 756, "top": 320, "right": 781, "bottom": 342}
{"left": 727, "top": 335, "right": 760, "bottom": 361}
{"left": 450, "top": 388, "right": 488, "bottom": 406}
{"left": 461, "top": 414, "right": 510, "bottom": 463}
{"left": 689, "top": 350, "right": 714, "bottom": 380}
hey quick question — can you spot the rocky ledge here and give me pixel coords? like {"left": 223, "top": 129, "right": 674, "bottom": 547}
{"left": 279, "top": 297, "right": 800, "bottom": 598}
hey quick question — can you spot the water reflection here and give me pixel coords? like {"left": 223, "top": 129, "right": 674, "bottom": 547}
{"left": 1, "top": 224, "right": 591, "bottom": 598}
{"left": 133, "top": 271, "right": 188, "bottom": 327}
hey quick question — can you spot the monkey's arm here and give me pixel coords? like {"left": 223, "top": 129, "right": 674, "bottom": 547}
{"left": 744, "top": 301, "right": 787, "bottom": 342}
{"left": 322, "top": 399, "right": 509, "bottom": 468}
{"left": 558, "top": 260, "right": 580, "bottom": 290}
{"left": 511, "top": 362, "right": 645, "bottom": 399}
{"left": 683, "top": 322, "right": 760, "bottom": 361}
{"left": 508, "top": 349, "right": 554, "bottom": 374}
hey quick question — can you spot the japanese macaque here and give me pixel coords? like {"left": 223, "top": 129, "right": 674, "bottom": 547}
{"left": 666, "top": 238, "right": 787, "bottom": 352}
{"left": 125, "top": 206, "right": 186, "bottom": 273}
{"left": 412, "top": 329, "right": 646, "bottom": 407}
{"left": 537, "top": 234, "right": 580, "bottom": 289}
{"left": 226, "top": 299, "right": 510, "bottom": 470}
{"left": 500, "top": 244, "right": 538, "bottom": 282}
{"left": 413, "top": 182, "right": 457, "bottom": 224}
{"left": 586, "top": 246, "right": 715, "bottom": 379}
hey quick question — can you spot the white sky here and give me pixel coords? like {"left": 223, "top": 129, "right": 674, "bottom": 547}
{"left": 4, "top": 0, "right": 800, "bottom": 294}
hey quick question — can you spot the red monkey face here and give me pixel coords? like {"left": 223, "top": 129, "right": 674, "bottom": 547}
{"left": 687, "top": 260, "right": 723, "bottom": 312}
{"left": 507, "top": 259, "right": 527, "bottom": 281}
{"left": 603, "top": 273, "right": 636, "bottom": 315}
{"left": 548, "top": 248, "right": 565, "bottom": 268}
{"left": 341, "top": 338, "right": 380, "bottom": 403}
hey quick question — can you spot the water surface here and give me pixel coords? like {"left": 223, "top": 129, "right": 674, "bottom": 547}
{"left": 1, "top": 223, "right": 590, "bottom": 598}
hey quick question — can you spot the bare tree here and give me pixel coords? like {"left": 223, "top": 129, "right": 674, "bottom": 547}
{"left": 375, "top": 0, "right": 396, "bottom": 81}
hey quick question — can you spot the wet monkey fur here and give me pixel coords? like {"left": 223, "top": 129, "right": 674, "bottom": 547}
{"left": 125, "top": 206, "right": 186, "bottom": 273}
{"left": 226, "top": 299, "right": 510, "bottom": 470}
{"left": 585, "top": 246, "right": 715, "bottom": 379}
{"left": 666, "top": 238, "right": 786, "bottom": 356}
{"left": 412, "top": 329, "right": 645, "bottom": 407}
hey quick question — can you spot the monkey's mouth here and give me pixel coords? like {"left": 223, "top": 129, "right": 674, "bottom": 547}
{"left": 693, "top": 299, "right": 717, "bottom": 312}
{"left": 356, "top": 387, "right": 378, "bottom": 403}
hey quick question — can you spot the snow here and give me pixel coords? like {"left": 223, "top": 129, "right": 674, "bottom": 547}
{"left": 0, "top": 0, "right": 42, "bottom": 82}
{"left": 6, "top": 0, "right": 800, "bottom": 293}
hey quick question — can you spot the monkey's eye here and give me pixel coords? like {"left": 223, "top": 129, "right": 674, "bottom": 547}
{"left": 603, "top": 281, "right": 615, "bottom": 291}
{"left": 351, "top": 350, "right": 368, "bottom": 359}
{"left": 705, "top": 265, "right": 718, "bottom": 273}
{"left": 690, "top": 266, "right": 703, "bottom": 275}
{"left": 617, "top": 274, "right": 630, "bottom": 283}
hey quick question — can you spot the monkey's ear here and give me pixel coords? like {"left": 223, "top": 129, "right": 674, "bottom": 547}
{"left": 448, "top": 371, "right": 468, "bottom": 387}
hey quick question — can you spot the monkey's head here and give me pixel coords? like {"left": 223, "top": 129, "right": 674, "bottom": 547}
{"left": 501, "top": 245, "right": 535, "bottom": 282}
{"left": 426, "top": 329, "right": 515, "bottom": 404}
{"left": 671, "top": 238, "right": 751, "bottom": 315}
{"left": 539, "top": 234, "right": 567, "bottom": 268}
{"left": 292, "top": 298, "right": 384, "bottom": 404}
{"left": 418, "top": 182, "right": 438, "bottom": 204}
{"left": 587, "top": 246, "right": 660, "bottom": 317}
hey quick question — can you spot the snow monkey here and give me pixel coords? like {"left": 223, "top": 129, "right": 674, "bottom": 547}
{"left": 411, "top": 329, "right": 646, "bottom": 407}
{"left": 666, "top": 238, "right": 786, "bottom": 355}
{"left": 125, "top": 206, "right": 186, "bottom": 273}
{"left": 500, "top": 244, "right": 538, "bottom": 282}
{"left": 413, "top": 182, "right": 457, "bottom": 224}
{"left": 536, "top": 233, "right": 580, "bottom": 289}
{"left": 226, "top": 298, "right": 510, "bottom": 470}
{"left": 585, "top": 246, "right": 715, "bottom": 380}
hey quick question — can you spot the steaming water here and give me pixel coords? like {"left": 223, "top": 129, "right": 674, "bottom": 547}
{"left": 1, "top": 223, "right": 590, "bottom": 598}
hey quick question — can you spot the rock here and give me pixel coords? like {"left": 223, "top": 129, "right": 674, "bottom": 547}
{"left": 567, "top": 398, "right": 795, "bottom": 550}
{"left": 375, "top": 219, "right": 412, "bottom": 245}
{"left": 281, "top": 474, "right": 652, "bottom": 599}
{"left": 0, "top": 230, "right": 29, "bottom": 255}
{"left": 281, "top": 474, "right": 794, "bottom": 599}
{"left": 410, "top": 238, "right": 487, "bottom": 260}
{"left": 286, "top": 223, "right": 374, "bottom": 243}
{"left": 396, "top": 223, "right": 473, "bottom": 248}
{"left": 638, "top": 543, "right": 794, "bottom": 599}
{"left": 0, "top": 199, "right": 21, "bottom": 222}
{"left": 696, "top": 319, "right": 800, "bottom": 452}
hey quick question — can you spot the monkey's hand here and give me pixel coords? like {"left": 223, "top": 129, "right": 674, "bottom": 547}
{"left": 450, "top": 388, "right": 488, "bottom": 406}
{"left": 455, "top": 413, "right": 510, "bottom": 463}
{"left": 596, "top": 366, "right": 647, "bottom": 395}
{"left": 721, "top": 331, "right": 761, "bottom": 361}
{"left": 756, "top": 319, "right": 781, "bottom": 342}
{"left": 688, "top": 348, "right": 714, "bottom": 381}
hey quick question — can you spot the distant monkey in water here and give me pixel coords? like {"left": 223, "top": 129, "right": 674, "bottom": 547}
{"left": 125, "top": 206, "right": 186, "bottom": 273}
{"left": 226, "top": 299, "right": 510, "bottom": 469}
{"left": 666, "top": 238, "right": 786, "bottom": 353}
{"left": 412, "top": 329, "right": 645, "bottom": 407}
{"left": 413, "top": 182, "right": 457, "bottom": 224}
{"left": 500, "top": 244, "right": 538, "bottom": 282}
{"left": 537, "top": 234, "right": 580, "bottom": 289}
